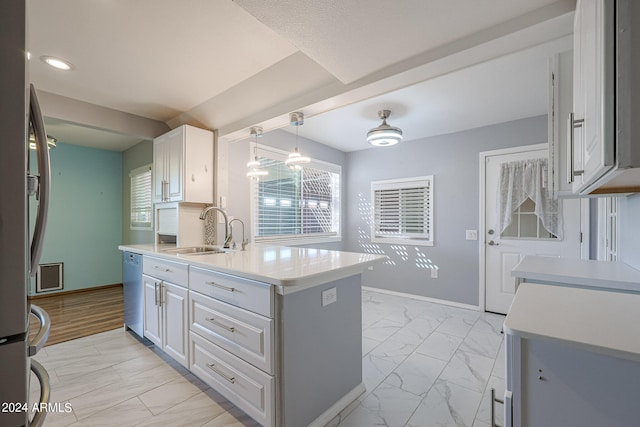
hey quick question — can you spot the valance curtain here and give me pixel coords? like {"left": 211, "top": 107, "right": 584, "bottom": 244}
{"left": 496, "top": 158, "right": 563, "bottom": 239}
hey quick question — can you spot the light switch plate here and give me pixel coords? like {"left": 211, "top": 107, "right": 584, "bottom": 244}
{"left": 322, "top": 287, "right": 337, "bottom": 307}
{"left": 466, "top": 229, "right": 478, "bottom": 240}
{"left": 431, "top": 268, "right": 438, "bottom": 279}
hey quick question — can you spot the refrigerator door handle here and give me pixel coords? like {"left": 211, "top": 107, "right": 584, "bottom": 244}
{"left": 28, "top": 304, "right": 51, "bottom": 357}
{"left": 29, "top": 359, "right": 51, "bottom": 427}
{"left": 29, "top": 84, "right": 51, "bottom": 277}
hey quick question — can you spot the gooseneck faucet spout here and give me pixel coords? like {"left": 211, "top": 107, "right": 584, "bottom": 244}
{"left": 229, "top": 218, "right": 247, "bottom": 251}
{"left": 199, "top": 205, "right": 232, "bottom": 248}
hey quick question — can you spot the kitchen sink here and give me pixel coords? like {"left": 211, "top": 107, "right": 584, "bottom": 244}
{"left": 162, "top": 246, "right": 227, "bottom": 255}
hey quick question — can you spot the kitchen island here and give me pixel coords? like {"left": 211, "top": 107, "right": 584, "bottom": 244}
{"left": 119, "top": 244, "right": 386, "bottom": 427}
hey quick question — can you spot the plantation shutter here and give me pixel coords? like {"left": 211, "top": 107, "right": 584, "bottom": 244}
{"left": 130, "top": 165, "right": 153, "bottom": 229}
{"left": 372, "top": 176, "right": 433, "bottom": 245}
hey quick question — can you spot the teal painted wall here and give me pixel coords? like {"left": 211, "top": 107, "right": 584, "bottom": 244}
{"left": 122, "top": 140, "right": 154, "bottom": 245}
{"left": 29, "top": 142, "right": 123, "bottom": 295}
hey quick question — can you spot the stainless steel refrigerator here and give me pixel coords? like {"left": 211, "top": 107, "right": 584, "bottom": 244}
{"left": 1, "top": 1, "right": 52, "bottom": 426}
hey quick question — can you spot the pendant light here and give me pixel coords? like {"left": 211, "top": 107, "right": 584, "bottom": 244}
{"left": 285, "top": 112, "right": 310, "bottom": 170}
{"left": 246, "top": 127, "right": 268, "bottom": 178}
{"left": 367, "top": 110, "right": 403, "bottom": 146}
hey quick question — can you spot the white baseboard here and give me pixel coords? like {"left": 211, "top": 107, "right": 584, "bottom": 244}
{"left": 307, "top": 383, "right": 366, "bottom": 427}
{"left": 362, "top": 286, "right": 480, "bottom": 311}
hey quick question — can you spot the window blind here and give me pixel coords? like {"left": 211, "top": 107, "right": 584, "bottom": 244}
{"left": 372, "top": 176, "right": 433, "bottom": 246}
{"left": 252, "top": 150, "right": 341, "bottom": 242}
{"left": 130, "top": 165, "right": 153, "bottom": 230}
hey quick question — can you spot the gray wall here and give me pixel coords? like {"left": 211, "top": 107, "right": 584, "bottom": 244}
{"left": 226, "top": 129, "right": 347, "bottom": 251}
{"left": 620, "top": 194, "right": 640, "bottom": 270}
{"left": 122, "top": 140, "right": 154, "bottom": 245}
{"left": 345, "top": 115, "right": 548, "bottom": 306}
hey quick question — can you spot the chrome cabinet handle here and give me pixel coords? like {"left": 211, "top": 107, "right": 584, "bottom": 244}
{"left": 30, "top": 359, "right": 51, "bottom": 427}
{"left": 205, "top": 281, "right": 235, "bottom": 292}
{"left": 206, "top": 363, "right": 235, "bottom": 384}
{"left": 162, "top": 180, "right": 169, "bottom": 201}
{"left": 154, "top": 282, "right": 159, "bottom": 306}
{"left": 568, "top": 112, "right": 585, "bottom": 184}
{"left": 153, "top": 265, "right": 171, "bottom": 272}
{"left": 28, "top": 304, "right": 51, "bottom": 357}
{"left": 491, "top": 388, "right": 504, "bottom": 427}
{"left": 205, "top": 317, "right": 235, "bottom": 333}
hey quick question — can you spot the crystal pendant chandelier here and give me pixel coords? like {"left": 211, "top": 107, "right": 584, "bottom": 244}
{"left": 284, "top": 112, "right": 310, "bottom": 170}
{"left": 246, "top": 127, "right": 268, "bottom": 178}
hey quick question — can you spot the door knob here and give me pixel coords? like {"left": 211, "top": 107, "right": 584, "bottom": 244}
{"left": 488, "top": 240, "right": 499, "bottom": 246}
{"left": 488, "top": 229, "right": 494, "bottom": 235}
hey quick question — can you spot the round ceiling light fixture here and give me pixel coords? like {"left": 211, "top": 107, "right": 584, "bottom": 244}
{"left": 40, "top": 55, "right": 74, "bottom": 71}
{"left": 367, "top": 110, "right": 403, "bottom": 147}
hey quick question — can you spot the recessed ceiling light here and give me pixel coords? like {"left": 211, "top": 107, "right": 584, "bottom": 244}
{"left": 40, "top": 55, "right": 74, "bottom": 71}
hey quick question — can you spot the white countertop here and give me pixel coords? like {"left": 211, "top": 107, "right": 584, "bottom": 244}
{"left": 511, "top": 256, "right": 640, "bottom": 293}
{"left": 504, "top": 283, "right": 640, "bottom": 363}
{"left": 119, "top": 244, "right": 387, "bottom": 295}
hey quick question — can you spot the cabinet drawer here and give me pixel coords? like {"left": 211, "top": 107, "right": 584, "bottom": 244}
{"left": 190, "top": 332, "right": 274, "bottom": 427}
{"left": 143, "top": 256, "right": 188, "bottom": 286}
{"left": 189, "top": 266, "right": 273, "bottom": 317}
{"left": 190, "top": 291, "right": 273, "bottom": 374}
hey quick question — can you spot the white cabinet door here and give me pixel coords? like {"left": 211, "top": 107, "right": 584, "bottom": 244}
{"left": 166, "top": 130, "right": 184, "bottom": 202}
{"left": 162, "top": 281, "right": 189, "bottom": 368}
{"left": 573, "top": 0, "right": 615, "bottom": 192}
{"left": 152, "top": 136, "right": 168, "bottom": 203}
{"left": 548, "top": 51, "right": 575, "bottom": 197}
{"left": 143, "top": 274, "right": 162, "bottom": 347}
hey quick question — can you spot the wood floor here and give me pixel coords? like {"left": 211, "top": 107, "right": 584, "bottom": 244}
{"left": 28, "top": 285, "right": 124, "bottom": 346}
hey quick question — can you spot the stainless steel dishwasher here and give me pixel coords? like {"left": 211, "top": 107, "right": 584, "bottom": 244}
{"left": 123, "top": 251, "right": 143, "bottom": 338}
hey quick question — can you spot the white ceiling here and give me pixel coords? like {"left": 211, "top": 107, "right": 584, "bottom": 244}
{"left": 27, "top": 0, "right": 576, "bottom": 152}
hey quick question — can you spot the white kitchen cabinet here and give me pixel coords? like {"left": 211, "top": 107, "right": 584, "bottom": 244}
{"left": 548, "top": 51, "right": 575, "bottom": 198}
{"left": 504, "top": 283, "right": 640, "bottom": 427}
{"left": 143, "top": 274, "right": 189, "bottom": 368}
{"left": 143, "top": 274, "right": 162, "bottom": 347}
{"left": 142, "top": 256, "right": 190, "bottom": 368}
{"left": 568, "top": 0, "right": 640, "bottom": 195}
{"left": 153, "top": 124, "right": 214, "bottom": 204}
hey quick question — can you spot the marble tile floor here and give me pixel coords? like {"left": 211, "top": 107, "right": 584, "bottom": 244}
{"left": 29, "top": 288, "right": 505, "bottom": 427}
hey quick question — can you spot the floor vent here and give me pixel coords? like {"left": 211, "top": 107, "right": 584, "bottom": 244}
{"left": 36, "top": 263, "right": 64, "bottom": 293}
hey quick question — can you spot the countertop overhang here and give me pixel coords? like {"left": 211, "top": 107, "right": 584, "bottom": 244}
{"left": 505, "top": 283, "right": 640, "bottom": 363}
{"left": 511, "top": 255, "right": 640, "bottom": 293}
{"left": 119, "top": 244, "right": 387, "bottom": 295}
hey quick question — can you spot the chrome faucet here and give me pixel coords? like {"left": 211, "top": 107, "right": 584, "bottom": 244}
{"left": 199, "top": 205, "right": 232, "bottom": 249}
{"left": 229, "top": 219, "right": 247, "bottom": 251}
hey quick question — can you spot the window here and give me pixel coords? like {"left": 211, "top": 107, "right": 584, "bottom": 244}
{"left": 371, "top": 176, "right": 433, "bottom": 246}
{"left": 251, "top": 147, "right": 341, "bottom": 244}
{"left": 130, "top": 164, "right": 153, "bottom": 230}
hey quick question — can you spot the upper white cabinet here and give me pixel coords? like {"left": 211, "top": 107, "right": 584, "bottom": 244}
{"left": 548, "top": 51, "right": 575, "bottom": 198}
{"left": 153, "top": 125, "right": 214, "bottom": 204}
{"left": 566, "top": 0, "right": 640, "bottom": 195}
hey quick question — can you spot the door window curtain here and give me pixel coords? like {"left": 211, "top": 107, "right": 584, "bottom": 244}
{"left": 496, "top": 158, "right": 563, "bottom": 239}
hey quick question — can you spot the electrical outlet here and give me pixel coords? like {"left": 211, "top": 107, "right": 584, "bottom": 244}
{"left": 431, "top": 268, "right": 438, "bottom": 279}
{"left": 466, "top": 229, "right": 478, "bottom": 240}
{"left": 322, "top": 287, "right": 337, "bottom": 307}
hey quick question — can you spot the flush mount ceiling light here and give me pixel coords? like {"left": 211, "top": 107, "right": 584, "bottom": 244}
{"left": 367, "top": 110, "right": 403, "bottom": 147}
{"left": 285, "top": 112, "right": 310, "bottom": 170}
{"left": 40, "top": 55, "right": 74, "bottom": 71}
{"left": 246, "top": 127, "right": 268, "bottom": 178}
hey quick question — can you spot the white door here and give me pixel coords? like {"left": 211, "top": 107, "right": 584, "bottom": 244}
{"left": 162, "top": 281, "right": 189, "bottom": 368}
{"left": 484, "top": 146, "right": 582, "bottom": 314}
{"left": 143, "top": 274, "right": 162, "bottom": 347}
